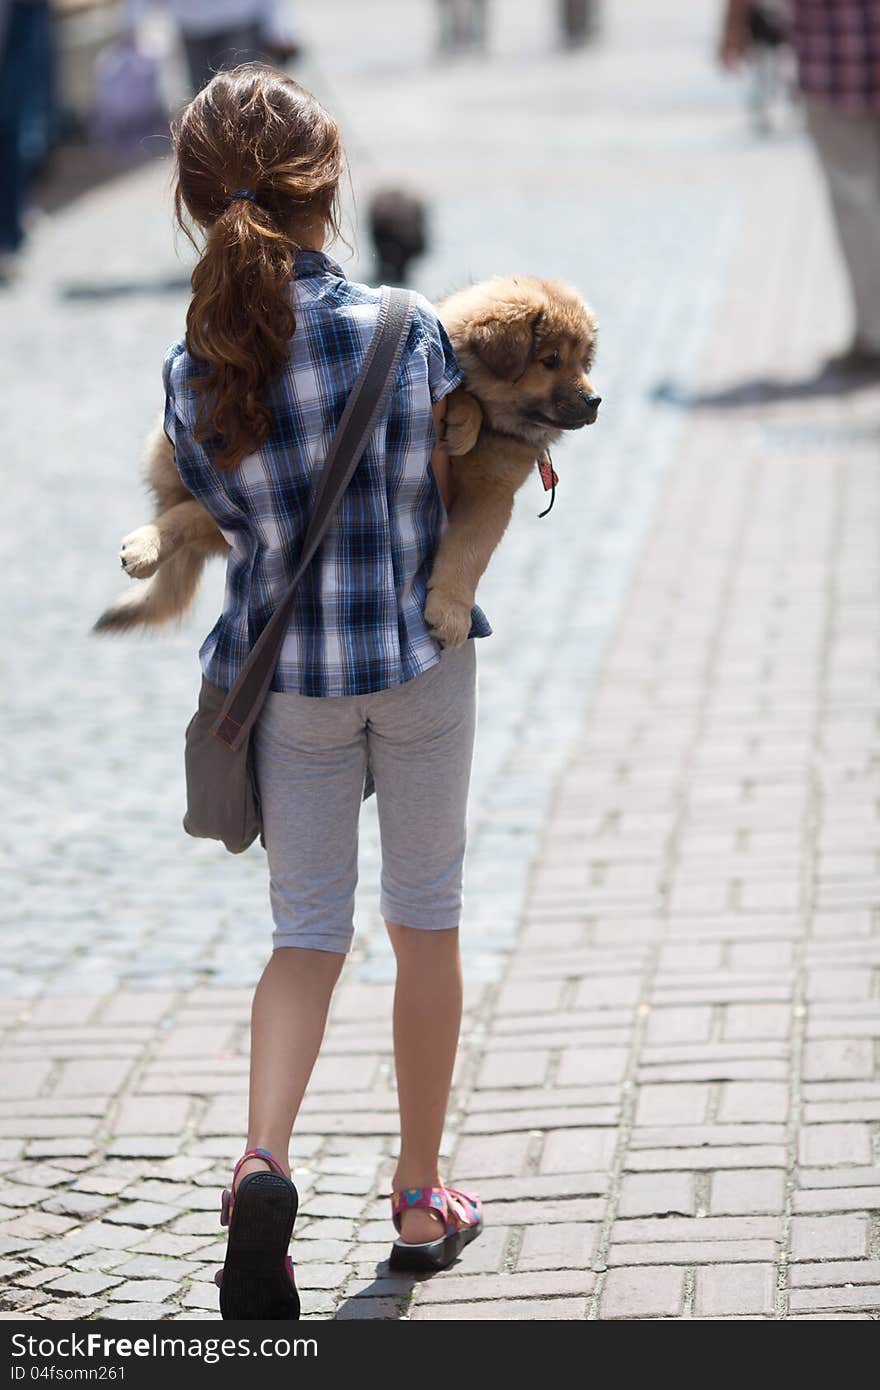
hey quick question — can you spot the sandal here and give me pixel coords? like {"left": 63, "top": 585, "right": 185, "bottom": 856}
{"left": 388, "top": 1185, "right": 483, "bottom": 1273}
{"left": 214, "top": 1147, "right": 300, "bottom": 1320}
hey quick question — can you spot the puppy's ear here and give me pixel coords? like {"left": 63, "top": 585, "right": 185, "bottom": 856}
{"left": 468, "top": 308, "right": 544, "bottom": 381}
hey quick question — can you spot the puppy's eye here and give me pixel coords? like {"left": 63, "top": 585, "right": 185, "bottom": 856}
{"left": 541, "top": 352, "right": 561, "bottom": 371}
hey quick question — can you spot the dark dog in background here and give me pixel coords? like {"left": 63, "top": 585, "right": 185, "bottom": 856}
{"left": 368, "top": 188, "right": 428, "bottom": 285}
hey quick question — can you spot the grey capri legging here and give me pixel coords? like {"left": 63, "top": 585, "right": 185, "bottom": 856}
{"left": 251, "top": 639, "right": 477, "bottom": 953}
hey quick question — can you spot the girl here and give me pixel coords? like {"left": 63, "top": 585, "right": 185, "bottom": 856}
{"left": 163, "top": 64, "right": 490, "bottom": 1319}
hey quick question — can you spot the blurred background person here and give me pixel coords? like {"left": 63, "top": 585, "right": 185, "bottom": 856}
{"left": 722, "top": 0, "right": 880, "bottom": 375}
{"left": 743, "top": 1, "right": 792, "bottom": 133}
{"left": 0, "top": 0, "right": 55, "bottom": 281}
{"left": 436, "top": 0, "right": 487, "bottom": 54}
{"left": 125, "top": 0, "right": 301, "bottom": 95}
{"left": 558, "top": 0, "right": 600, "bottom": 49}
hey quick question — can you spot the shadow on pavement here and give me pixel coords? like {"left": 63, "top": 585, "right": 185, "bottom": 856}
{"left": 59, "top": 274, "right": 190, "bottom": 301}
{"left": 35, "top": 136, "right": 170, "bottom": 217}
{"left": 651, "top": 363, "right": 880, "bottom": 409}
{"left": 331, "top": 1263, "right": 418, "bottom": 1320}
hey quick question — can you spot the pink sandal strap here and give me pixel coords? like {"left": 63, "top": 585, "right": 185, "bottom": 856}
{"left": 443, "top": 1186, "right": 482, "bottom": 1232}
{"left": 390, "top": 1184, "right": 482, "bottom": 1235}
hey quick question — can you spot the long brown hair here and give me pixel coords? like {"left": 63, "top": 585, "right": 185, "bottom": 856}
{"left": 172, "top": 65, "right": 344, "bottom": 469}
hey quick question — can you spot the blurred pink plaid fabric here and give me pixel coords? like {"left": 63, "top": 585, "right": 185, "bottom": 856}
{"left": 792, "top": 0, "right": 880, "bottom": 112}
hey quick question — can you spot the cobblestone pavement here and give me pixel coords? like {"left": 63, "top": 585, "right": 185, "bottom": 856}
{"left": 2, "top": 1, "right": 879, "bottom": 1319}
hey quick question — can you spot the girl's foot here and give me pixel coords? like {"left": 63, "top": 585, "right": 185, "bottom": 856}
{"left": 392, "top": 1170, "right": 445, "bottom": 1244}
{"left": 217, "top": 1147, "right": 300, "bottom": 1320}
{"left": 388, "top": 1184, "right": 483, "bottom": 1272}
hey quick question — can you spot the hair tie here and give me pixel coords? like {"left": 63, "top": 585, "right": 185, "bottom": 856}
{"left": 227, "top": 188, "right": 258, "bottom": 205}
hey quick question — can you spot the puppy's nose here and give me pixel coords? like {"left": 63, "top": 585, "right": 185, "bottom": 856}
{"left": 586, "top": 394, "right": 602, "bottom": 409}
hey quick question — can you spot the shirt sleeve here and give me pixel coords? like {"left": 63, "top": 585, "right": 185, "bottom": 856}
{"left": 161, "top": 342, "right": 212, "bottom": 505}
{"left": 413, "top": 296, "right": 464, "bottom": 404}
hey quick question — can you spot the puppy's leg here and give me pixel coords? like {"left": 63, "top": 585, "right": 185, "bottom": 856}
{"left": 120, "top": 500, "right": 223, "bottom": 578}
{"left": 443, "top": 388, "right": 483, "bottom": 457}
{"left": 425, "top": 478, "right": 514, "bottom": 647}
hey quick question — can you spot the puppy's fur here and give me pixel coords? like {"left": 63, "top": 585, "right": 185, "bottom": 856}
{"left": 93, "top": 276, "right": 599, "bottom": 645}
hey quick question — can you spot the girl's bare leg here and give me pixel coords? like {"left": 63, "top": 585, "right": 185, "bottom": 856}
{"left": 236, "top": 946, "right": 345, "bottom": 1186}
{"left": 387, "top": 922, "right": 463, "bottom": 1243}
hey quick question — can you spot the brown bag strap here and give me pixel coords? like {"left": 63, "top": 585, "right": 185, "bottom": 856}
{"left": 212, "top": 285, "right": 417, "bottom": 750}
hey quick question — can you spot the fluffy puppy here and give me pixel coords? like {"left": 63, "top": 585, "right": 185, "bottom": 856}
{"left": 93, "top": 276, "right": 599, "bottom": 641}
{"left": 426, "top": 275, "right": 599, "bottom": 645}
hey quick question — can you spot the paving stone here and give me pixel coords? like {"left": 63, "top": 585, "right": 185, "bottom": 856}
{"left": 129, "top": 1233, "right": 209, "bottom": 1257}
{"left": 31, "top": 1298, "right": 106, "bottom": 1320}
{"left": 799, "top": 1166, "right": 880, "bottom": 1189}
{"left": 96, "top": 1302, "right": 176, "bottom": 1320}
{"left": 717, "top": 1082, "right": 789, "bottom": 1124}
{"left": 15, "top": 1267, "right": 69, "bottom": 1289}
{"left": 475, "top": 1050, "right": 550, "bottom": 1089}
{"left": 635, "top": 1086, "right": 710, "bottom": 1126}
{"left": 606, "top": 1240, "right": 778, "bottom": 1266}
{"left": 104, "top": 1200, "right": 180, "bottom": 1228}
{"left": 540, "top": 1128, "right": 618, "bottom": 1173}
{"left": 517, "top": 1224, "right": 597, "bottom": 1272}
{"left": 419, "top": 1271, "right": 593, "bottom": 1304}
{"left": 105, "top": 1279, "right": 179, "bottom": 1303}
{"left": 790, "top": 1214, "right": 870, "bottom": 1262}
{"left": 334, "top": 1296, "right": 405, "bottom": 1320}
{"left": 788, "top": 1285, "right": 880, "bottom": 1314}
{"left": 801, "top": 1040, "right": 875, "bottom": 1083}
{"left": 68, "top": 1251, "right": 131, "bottom": 1273}
{"left": 625, "top": 1145, "right": 786, "bottom": 1172}
{"left": 693, "top": 1263, "right": 776, "bottom": 1317}
{"left": 618, "top": 1173, "right": 695, "bottom": 1218}
{"left": 43, "top": 1192, "right": 114, "bottom": 1218}
{"left": 452, "top": 1132, "right": 532, "bottom": 1177}
{"left": 46, "top": 1271, "right": 121, "bottom": 1297}
{"left": 181, "top": 1283, "right": 219, "bottom": 1310}
{"left": 799, "top": 1125, "right": 873, "bottom": 1167}
{"left": 113, "top": 1255, "right": 197, "bottom": 1280}
{"left": 792, "top": 1187, "right": 880, "bottom": 1215}
{"left": 112, "top": 1097, "right": 192, "bottom": 1135}
{"left": 601, "top": 1267, "right": 685, "bottom": 1319}
{"left": 53, "top": 1059, "right": 133, "bottom": 1096}
{"left": 105, "top": 1137, "right": 181, "bottom": 1159}
{"left": 0, "top": 1290, "right": 51, "bottom": 1313}
{"left": 410, "top": 1297, "right": 587, "bottom": 1320}
{"left": 613, "top": 1217, "right": 781, "bottom": 1245}
{"left": 711, "top": 1170, "right": 785, "bottom": 1216}
{"left": 791, "top": 1261, "right": 880, "bottom": 1287}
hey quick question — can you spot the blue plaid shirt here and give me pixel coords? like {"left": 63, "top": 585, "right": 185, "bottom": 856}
{"left": 162, "top": 250, "right": 492, "bottom": 697}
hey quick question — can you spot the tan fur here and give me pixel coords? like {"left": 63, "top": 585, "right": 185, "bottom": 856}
{"left": 92, "top": 276, "right": 599, "bottom": 644}
{"left": 425, "top": 275, "right": 599, "bottom": 645}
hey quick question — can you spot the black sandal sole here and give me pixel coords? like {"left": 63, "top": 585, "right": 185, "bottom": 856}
{"left": 219, "top": 1171, "right": 300, "bottom": 1320}
{"left": 388, "top": 1216, "right": 483, "bottom": 1274}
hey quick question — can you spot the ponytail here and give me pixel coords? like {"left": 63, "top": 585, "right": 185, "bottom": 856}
{"left": 171, "top": 65, "right": 344, "bottom": 470}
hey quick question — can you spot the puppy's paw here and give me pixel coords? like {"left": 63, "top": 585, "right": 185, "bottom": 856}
{"left": 120, "top": 524, "right": 162, "bottom": 579}
{"left": 443, "top": 389, "right": 482, "bottom": 457}
{"left": 424, "top": 586, "right": 472, "bottom": 648}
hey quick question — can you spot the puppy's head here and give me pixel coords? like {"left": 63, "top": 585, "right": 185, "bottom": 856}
{"left": 443, "top": 276, "right": 600, "bottom": 448}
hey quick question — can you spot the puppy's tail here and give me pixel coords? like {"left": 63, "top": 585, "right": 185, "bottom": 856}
{"left": 92, "top": 547, "right": 205, "bottom": 635}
